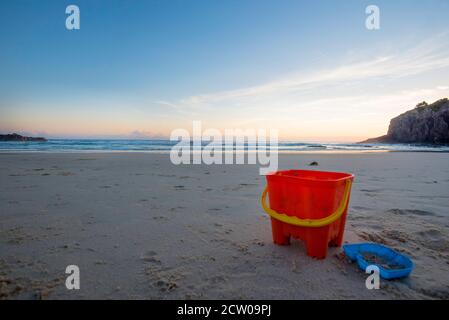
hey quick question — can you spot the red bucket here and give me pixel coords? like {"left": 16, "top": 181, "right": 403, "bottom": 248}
{"left": 262, "top": 170, "right": 354, "bottom": 259}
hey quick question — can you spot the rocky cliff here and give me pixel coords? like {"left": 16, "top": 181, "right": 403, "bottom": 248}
{"left": 0, "top": 133, "right": 47, "bottom": 142}
{"left": 360, "top": 98, "right": 449, "bottom": 144}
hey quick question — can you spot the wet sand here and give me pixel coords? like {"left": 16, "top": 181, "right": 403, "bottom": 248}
{"left": 1, "top": 152, "right": 449, "bottom": 299}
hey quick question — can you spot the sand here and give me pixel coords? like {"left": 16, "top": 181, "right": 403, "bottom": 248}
{"left": 0, "top": 152, "right": 449, "bottom": 299}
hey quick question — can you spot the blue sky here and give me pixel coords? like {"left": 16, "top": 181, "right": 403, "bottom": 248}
{"left": 1, "top": 0, "right": 449, "bottom": 140}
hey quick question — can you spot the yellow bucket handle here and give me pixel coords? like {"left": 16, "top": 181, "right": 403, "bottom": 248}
{"left": 261, "top": 180, "right": 352, "bottom": 228}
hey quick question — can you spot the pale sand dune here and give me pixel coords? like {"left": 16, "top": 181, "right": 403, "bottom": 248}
{"left": 1, "top": 152, "right": 449, "bottom": 299}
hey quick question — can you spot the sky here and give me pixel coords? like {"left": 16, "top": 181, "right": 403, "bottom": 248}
{"left": 1, "top": 0, "right": 449, "bottom": 142}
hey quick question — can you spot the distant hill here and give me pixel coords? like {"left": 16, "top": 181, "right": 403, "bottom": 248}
{"left": 0, "top": 133, "right": 47, "bottom": 142}
{"left": 360, "top": 98, "right": 449, "bottom": 144}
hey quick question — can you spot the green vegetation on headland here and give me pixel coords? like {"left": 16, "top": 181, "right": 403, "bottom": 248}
{"left": 415, "top": 98, "right": 448, "bottom": 112}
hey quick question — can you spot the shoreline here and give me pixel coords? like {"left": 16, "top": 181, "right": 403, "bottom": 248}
{"left": 2, "top": 149, "right": 449, "bottom": 154}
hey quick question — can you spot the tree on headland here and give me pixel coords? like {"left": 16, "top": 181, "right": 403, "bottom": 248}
{"left": 415, "top": 101, "right": 428, "bottom": 108}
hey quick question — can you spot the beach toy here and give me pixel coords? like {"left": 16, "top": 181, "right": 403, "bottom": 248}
{"left": 261, "top": 170, "right": 354, "bottom": 259}
{"left": 343, "top": 243, "right": 414, "bottom": 279}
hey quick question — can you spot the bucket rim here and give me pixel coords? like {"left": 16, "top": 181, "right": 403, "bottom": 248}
{"left": 265, "top": 169, "right": 354, "bottom": 182}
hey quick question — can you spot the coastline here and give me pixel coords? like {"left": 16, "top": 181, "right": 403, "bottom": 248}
{"left": 1, "top": 149, "right": 448, "bottom": 154}
{"left": 1, "top": 139, "right": 449, "bottom": 154}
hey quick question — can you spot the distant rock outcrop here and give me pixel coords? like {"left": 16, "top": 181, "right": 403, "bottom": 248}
{"left": 360, "top": 98, "right": 449, "bottom": 144}
{"left": 0, "top": 133, "right": 47, "bottom": 142}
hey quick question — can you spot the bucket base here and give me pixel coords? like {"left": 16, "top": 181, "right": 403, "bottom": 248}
{"left": 270, "top": 218, "right": 345, "bottom": 259}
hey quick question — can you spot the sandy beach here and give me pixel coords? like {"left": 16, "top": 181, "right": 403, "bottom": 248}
{"left": 1, "top": 152, "right": 449, "bottom": 299}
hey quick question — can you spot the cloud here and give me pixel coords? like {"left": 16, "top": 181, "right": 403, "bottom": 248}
{"left": 128, "top": 130, "right": 167, "bottom": 139}
{"left": 160, "top": 32, "right": 449, "bottom": 114}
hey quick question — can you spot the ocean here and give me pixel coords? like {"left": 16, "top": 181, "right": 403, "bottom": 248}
{"left": 0, "top": 139, "right": 448, "bottom": 152}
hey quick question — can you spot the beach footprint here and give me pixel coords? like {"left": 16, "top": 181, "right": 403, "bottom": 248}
{"left": 141, "top": 250, "right": 162, "bottom": 265}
